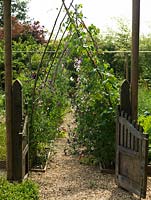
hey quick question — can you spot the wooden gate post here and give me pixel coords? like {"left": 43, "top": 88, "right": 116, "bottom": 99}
{"left": 12, "top": 80, "right": 23, "bottom": 181}
{"left": 131, "top": 0, "right": 140, "bottom": 120}
{"left": 4, "top": 0, "right": 13, "bottom": 180}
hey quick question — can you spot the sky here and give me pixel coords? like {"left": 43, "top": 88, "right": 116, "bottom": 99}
{"left": 28, "top": 0, "right": 151, "bottom": 35}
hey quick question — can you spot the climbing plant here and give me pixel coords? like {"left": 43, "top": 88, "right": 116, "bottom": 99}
{"left": 1, "top": 1, "right": 121, "bottom": 169}
{"left": 56, "top": 3, "right": 119, "bottom": 168}
{"left": 16, "top": 1, "right": 119, "bottom": 168}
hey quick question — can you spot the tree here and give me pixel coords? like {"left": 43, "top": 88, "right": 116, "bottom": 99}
{"left": 0, "top": 16, "right": 46, "bottom": 44}
{"left": 99, "top": 18, "right": 131, "bottom": 78}
{"left": 0, "top": 0, "right": 46, "bottom": 43}
{"left": 0, "top": 0, "right": 30, "bottom": 27}
{"left": 113, "top": 18, "right": 131, "bottom": 79}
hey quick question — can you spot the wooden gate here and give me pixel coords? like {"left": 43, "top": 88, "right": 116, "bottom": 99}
{"left": 116, "top": 80, "right": 148, "bottom": 198}
{"left": 12, "top": 80, "right": 29, "bottom": 181}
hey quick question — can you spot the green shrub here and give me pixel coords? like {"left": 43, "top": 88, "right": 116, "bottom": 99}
{"left": 73, "top": 61, "right": 119, "bottom": 168}
{"left": 0, "top": 178, "right": 39, "bottom": 200}
{"left": 138, "top": 87, "right": 151, "bottom": 116}
{"left": 138, "top": 115, "right": 151, "bottom": 160}
{"left": 138, "top": 86, "right": 151, "bottom": 161}
{"left": 139, "top": 116, "right": 151, "bottom": 135}
{"left": 17, "top": 56, "right": 70, "bottom": 167}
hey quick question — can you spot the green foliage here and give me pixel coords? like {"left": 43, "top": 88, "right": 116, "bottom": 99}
{"left": 0, "top": 36, "right": 45, "bottom": 90}
{"left": 138, "top": 116, "right": 151, "bottom": 160}
{"left": 99, "top": 18, "right": 151, "bottom": 81}
{"left": 19, "top": 53, "right": 70, "bottom": 166}
{"left": 0, "top": 28, "right": 70, "bottom": 167}
{"left": 74, "top": 63, "right": 119, "bottom": 168}
{"left": 4, "top": 3, "right": 151, "bottom": 172}
{"left": 61, "top": 13, "right": 119, "bottom": 168}
{"left": 99, "top": 18, "right": 131, "bottom": 78}
{"left": 12, "top": 36, "right": 45, "bottom": 73}
{"left": 139, "top": 116, "right": 151, "bottom": 134}
{"left": 138, "top": 86, "right": 151, "bottom": 161}
{"left": 0, "top": 178, "right": 39, "bottom": 200}
{"left": 138, "top": 87, "right": 151, "bottom": 116}
{"left": 139, "top": 35, "right": 151, "bottom": 81}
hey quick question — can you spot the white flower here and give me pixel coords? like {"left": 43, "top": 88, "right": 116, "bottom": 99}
{"left": 70, "top": 76, "right": 74, "bottom": 81}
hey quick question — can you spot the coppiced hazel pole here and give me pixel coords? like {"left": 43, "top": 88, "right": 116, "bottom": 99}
{"left": 131, "top": 0, "right": 140, "bottom": 120}
{"left": 4, "top": 0, "right": 13, "bottom": 180}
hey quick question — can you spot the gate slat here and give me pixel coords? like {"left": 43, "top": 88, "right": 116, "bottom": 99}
{"left": 127, "top": 131, "right": 131, "bottom": 149}
{"left": 23, "top": 144, "right": 29, "bottom": 157}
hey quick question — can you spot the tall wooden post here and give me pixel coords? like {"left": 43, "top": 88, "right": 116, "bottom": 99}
{"left": 4, "top": 0, "right": 13, "bottom": 180}
{"left": 131, "top": 0, "right": 140, "bottom": 120}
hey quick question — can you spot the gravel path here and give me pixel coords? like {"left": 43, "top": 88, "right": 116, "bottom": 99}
{"left": 30, "top": 138, "right": 147, "bottom": 200}
{"left": 30, "top": 112, "right": 151, "bottom": 200}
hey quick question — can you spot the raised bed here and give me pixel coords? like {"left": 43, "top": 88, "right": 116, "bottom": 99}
{"left": 31, "top": 147, "right": 52, "bottom": 172}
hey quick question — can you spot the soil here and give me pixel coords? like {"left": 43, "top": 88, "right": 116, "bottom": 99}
{"left": 29, "top": 111, "right": 151, "bottom": 200}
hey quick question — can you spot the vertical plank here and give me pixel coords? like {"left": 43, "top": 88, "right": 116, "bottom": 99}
{"left": 127, "top": 131, "right": 131, "bottom": 149}
{"left": 12, "top": 80, "right": 23, "bottom": 181}
{"left": 125, "top": 129, "right": 128, "bottom": 148}
{"left": 133, "top": 136, "right": 136, "bottom": 151}
{"left": 21, "top": 115, "right": 29, "bottom": 178}
{"left": 140, "top": 134, "right": 148, "bottom": 198}
{"left": 136, "top": 138, "right": 139, "bottom": 152}
{"left": 130, "top": 135, "right": 134, "bottom": 150}
{"left": 119, "top": 123, "right": 121, "bottom": 145}
{"left": 122, "top": 125, "right": 125, "bottom": 146}
{"left": 115, "top": 106, "right": 120, "bottom": 184}
{"left": 26, "top": 120, "right": 29, "bottom": 175}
